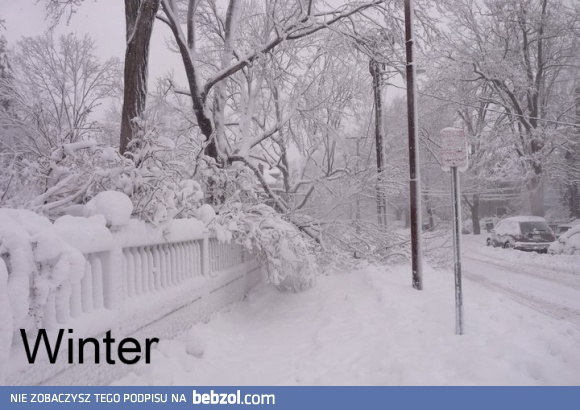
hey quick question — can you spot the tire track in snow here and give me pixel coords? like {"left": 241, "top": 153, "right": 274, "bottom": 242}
{"left": 464, "top": 264, "right": 580, "bottom": 328}
{"left": 465, "top": 254, "right": 580, "bottom": 291}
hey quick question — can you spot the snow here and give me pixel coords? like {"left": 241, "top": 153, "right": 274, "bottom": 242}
{"left": 499, "top": 216, "right": 548, "bottom": 223}
{"left": 156, "top": 137, "right": 176, "bottom": 150}
{"left": 185, "top": 323, "right": 209, "bottom": 358}
{"left": 32, "top": 232, "right": 65, "bottom": 262}
{"left": 557, "top": 219, "right": 580, "bottom": 230}
{"left": 63, "top": 139, "right": 98, "bottom": 158}
{"left": 112, "top": 217, "right": 206, "bottom": 247}
{"left": 83, "top": 190, "right": 133, "bottom": 227}
{"left": 53, "top": 215, "right": 113, "bottom": 253}
{"left": 195, "top": 204, "right": 216, "bottom": 224}
{"left": 550, "top": 224, "right": 580, "bottom": 256}
{"left": 0, "top": 209, "right": 46, "bottom": 333}
{"left": 0, "top": 208, "right": 52, "bottom": 234}
{"left": 0, "top": 256, "right": 13, "bottom": 385}
{"left": 114, "top": 259, "right": 580, "bottom": 386}
{"left": 100, "top": 146, "right": 120, "bottom": 163}
{"left": 568, "top": 233, "right": 580, "bottom": 253}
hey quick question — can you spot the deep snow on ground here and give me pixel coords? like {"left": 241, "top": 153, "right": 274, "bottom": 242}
{"left": 114, "top": 254, "right": 580, "bottom": 386}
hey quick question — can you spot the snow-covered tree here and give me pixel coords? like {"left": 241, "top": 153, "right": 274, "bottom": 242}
{"left": 0, "top": 33, "right": 120, "bottom": 210}
{"left": 439, "top": 0, "right": 580, "bottom": 216}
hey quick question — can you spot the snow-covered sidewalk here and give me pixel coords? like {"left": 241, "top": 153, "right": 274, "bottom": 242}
{"left": 114, "top": 264, "right": 580, "bottom": 386}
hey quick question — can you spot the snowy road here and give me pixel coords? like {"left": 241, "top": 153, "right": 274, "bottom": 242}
{"left": 464, "top": 256, "right": 580, "bottom": 327}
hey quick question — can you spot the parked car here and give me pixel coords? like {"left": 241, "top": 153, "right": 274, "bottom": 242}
{"left": 548, "top": 224, "right": 580, "bottom": 255}
{"left": 486, "top": 216, "right": 555, "bottom": 252}
{"left": 553, "top": 219, "right": 580, "bottom": 238}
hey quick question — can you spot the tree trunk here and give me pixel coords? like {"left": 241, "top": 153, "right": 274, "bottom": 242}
{"left": 119, "top": 0, "right": 160, "bottom": 155}
{"left": 424, "top": 188, "right": 434, "bottom": 231}
{"left": 471, "top": 194, "right": 481, "bottom": 235}
{"left": 568, "top": 84, "right": 580, "bottom": 219}
{"left": 529, "top": 171, "right": 545, "bottom": 217}
{"left": 568, "top": 181, "right": 580, "bottom": 219}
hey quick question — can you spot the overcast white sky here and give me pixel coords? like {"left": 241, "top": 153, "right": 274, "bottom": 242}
{"left": 2, "top": 0, "right": 187, "bottom": 88}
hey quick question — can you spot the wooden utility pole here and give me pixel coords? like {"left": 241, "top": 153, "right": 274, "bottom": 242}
{"left": 370, "top": 58, "right": 388, "bottom": 227}
{"left": 405, "top": 0, "right": 423, "bottom": 290}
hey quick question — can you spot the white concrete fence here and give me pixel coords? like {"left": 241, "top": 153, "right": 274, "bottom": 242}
{"left": 6, "top": 221, "right": 261, "bottom": 386}
{"left": 42, "top": 237, "right": 249, "bottom": 328}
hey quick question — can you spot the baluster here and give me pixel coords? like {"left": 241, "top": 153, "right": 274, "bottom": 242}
{"left": 222, "top": 243, "right": 227, "bottom": 270}
{"left": 42, "top": 293, "right": 57, "bottom": 329}
{"left": 145, "top": 246, "right": 157, "bottom": 292}
{"left": 182, "top": 242, "right": 188, "bottom": 279}
{"left": 225, "top": 244, "right": 229, "bottom": 268}
{"left": 55, "top": 283, "right": 71, "bottom": 324}
{"left": 90, "top": 255, "right": 104, "bottom": 310}
{"left": 152, "top": 245, "right": 161, "bottom": 290}
{"left": 125, "top": 250, "right": 135, "bottom": 297}
{"left": 194, "top": 241, "right": 200, "bottom": 276}
{"left": 70, "top": 281, "right": 82, "bottom": 318}
{"left": 121, "top": 252, "right": 128, "bottom": 298}
{"left": 212, "top": 240, "right": 217, "bottom": 273}
{"left": 175, "top": 243, "right": 184, "bottom": 282}
{"left": 217, "top": 242, "right": 221, "bottom": 271}
{"left": 133, "top": 248, "right": 142, "bottom": 295}
{"left": 222, "top": 243, "right": 225, "bottom": 270}
{"left": 207, "top": 240, "right": 212, "bottom": 275}
{"left": 218, "top": 242, "right": 222, "bottom": 271}
{"left": 159, "top": 245, "right": 167, "bottom": 288}
{"left": 183, "top": 242, "right": 190, "bottom": 279}
{"left": 169, "top": 244, "right": 177, "bottom": 284}
{"left": 140, "top": 247, "right": 149, "bottom": 294}
{"left": 81, "top": 260, "right": 93, "bottom": 313}
{"left": 186, "top": 241, "right": 193, "bottom": 278}
{"left": 198, "top": 241, "right": 203, "bottom": 275}
{"left": 225, "top": 243, "right": 228, "bottom": 269}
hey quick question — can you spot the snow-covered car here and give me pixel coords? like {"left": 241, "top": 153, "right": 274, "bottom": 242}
{"left": 553, "top": 219, "right": 580, "bottom": 238}
{"left": 486, "top": 216, "right": 555, "bottom": 252}
{"left": 548, "top": 223, "right": 580, "bottom": 255}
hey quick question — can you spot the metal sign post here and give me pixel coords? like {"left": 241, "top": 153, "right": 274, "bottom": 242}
{"left": 450, "top": 166, "right": 464, "bottom": 335}
{"left": 440, "top": 128, "right": 468, "bottom": 335}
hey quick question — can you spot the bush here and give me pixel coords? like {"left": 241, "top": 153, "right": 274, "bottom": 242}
{"left": 211, "top": 202, "right": 316, "bottom": 292}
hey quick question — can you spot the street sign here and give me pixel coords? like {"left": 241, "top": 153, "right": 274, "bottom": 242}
{"left": 440, "top": 127, "right": 468, "bottom": 172}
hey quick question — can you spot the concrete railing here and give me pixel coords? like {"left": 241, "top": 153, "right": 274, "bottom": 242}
{"left": 6, "top": 219, "right": 261, "bottom": 386}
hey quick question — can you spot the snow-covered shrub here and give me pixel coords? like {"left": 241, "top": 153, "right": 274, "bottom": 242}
{"left": 319, "top": 220, "right": 410, "bottom": 268}
{"left": 211, "top": 202, "right": 316, "bottom": 292}
{"left": 0, "top": 137, "right": 101, "bottom": 215}
{"left": 198, "top": 159, "right": 258, "bottom": 206}
{"left": 0, "top": 116, "right": 205, "bottom": 225}
{"left": 83, "top": 190, "right": 133, "bottom": 228}
{"left": 30, "top": 231, "right": 86, "bottom": 327}
{"left": 0, "top": 209, "right": 87, "bottom": 339}
{"left": 195, "top": 204, "right": 216, "bottom": 224}
{"left": 115, "top": 121, "right": 205, "bottom": 223}
{"left": 0, "top": 210, "right": 47, "bottom": 334}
